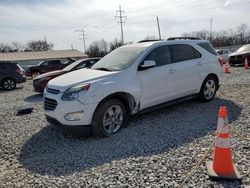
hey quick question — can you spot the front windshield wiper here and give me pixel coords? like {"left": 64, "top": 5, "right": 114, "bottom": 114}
{"left": 94, "top": 67, "right": 113, "bottom": 71}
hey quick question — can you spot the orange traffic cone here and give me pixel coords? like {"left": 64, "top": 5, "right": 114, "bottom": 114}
{"left": 224, "top": 63, "right": 230, "bottom": 73}
{"left": 206, "top": 106, "right": 241, "bottom": 180}
{"left": 244, "top": 57, "right": 249, "bottom": 70}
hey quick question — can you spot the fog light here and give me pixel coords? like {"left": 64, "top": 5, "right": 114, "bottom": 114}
{"left": 64, "top": 111, "right": 84, "bottom": 121}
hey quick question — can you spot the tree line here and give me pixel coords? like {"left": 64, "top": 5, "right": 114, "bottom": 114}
{"left": 1, "top": 24, "right": 249, "bottom": 56}
{"left": 0, "top": 40, "right": 54, "bottom": 53}
{"left": 181, "top": 23, "right": 250, "bottom": 47}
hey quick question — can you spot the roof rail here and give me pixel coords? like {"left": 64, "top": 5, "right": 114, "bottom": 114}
{"left": 137, "top": 39, "right": 161, "bottom": 43}
{"left": 167, "top": 37, "right": 202, "bottom": 41}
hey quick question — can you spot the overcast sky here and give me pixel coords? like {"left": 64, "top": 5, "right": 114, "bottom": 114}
{"left": 0, "top": 0, "right": 250, "bottom": 51}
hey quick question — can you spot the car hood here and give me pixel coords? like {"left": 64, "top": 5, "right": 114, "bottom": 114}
{"left": 229, "top": 50, "right": 250, "bottom": 57}
{"left": 34, "top": 70, "right": 66, "bottom": 80}
{"left": 47, "top": 68, "right": 118, "bottom": 92}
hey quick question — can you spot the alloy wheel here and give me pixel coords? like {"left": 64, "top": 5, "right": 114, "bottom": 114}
{"left": 203, "top": 79, "right": 216, "bottom": 100}
{"left": 102, "top": 105, "right": 124, "bottom": 134}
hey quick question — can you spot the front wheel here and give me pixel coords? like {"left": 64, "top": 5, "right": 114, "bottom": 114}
{"left": 2, "top": 79, "right": 16, "bottom": 90}
{"left": 199, "top": 76, "right": 218, "bottom": 102}
{"left": 92, "top": 99, "right": 126, "bottom": 137}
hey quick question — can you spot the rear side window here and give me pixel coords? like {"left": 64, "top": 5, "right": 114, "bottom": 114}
{"left": 49, "top": 60, "right": 60, "bottom": 65}
{"left": 198, "top": 43, "right": 217, "bottom": 55}
{"left": 171, "top": 44, "right": 201, "bottom": 62}
{"left": 145, "top": 46, "right": 172, "bottom": 66}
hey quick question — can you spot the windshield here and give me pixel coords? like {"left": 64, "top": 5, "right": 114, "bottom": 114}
{"left": 63, "top": 59, "right": 84, "bottom": 71}
{"left": 91, "top": 46, "right": 145, "bottom": 71}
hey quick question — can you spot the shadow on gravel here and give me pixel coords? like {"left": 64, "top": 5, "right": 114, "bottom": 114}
{"left": 0, "top": 86, "right": 23, "bottom": 92}
{"left": 19, "top": 98, "right": 242, "bottom": 176}
{"left": 24, "top": 94, "right": 43, "bottom": 103}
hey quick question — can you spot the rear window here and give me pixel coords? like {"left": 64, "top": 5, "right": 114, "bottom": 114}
{"left": 198, "top": 43, "right": 217, "bottom": 55}
{"left": 171, "top": 44, "right": 201, "bottom": 62}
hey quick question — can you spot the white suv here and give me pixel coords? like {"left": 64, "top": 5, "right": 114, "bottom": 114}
{"left": 44, "top": 38, "right": 222, "bottom": 137}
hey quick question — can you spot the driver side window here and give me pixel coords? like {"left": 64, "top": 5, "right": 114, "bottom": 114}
{"left": 145, "top": 46, "right": 172, "bottom": 66}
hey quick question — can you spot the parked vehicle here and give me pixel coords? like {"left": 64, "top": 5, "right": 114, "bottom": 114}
{"left": 44, "top": 38, "right": 222, "bottom": 137}
{"left": 33, "top": 58, "right": 101, "bottom": 93}
{"left": 216, "top": 49, "right": 230, "bottom": 63}
{"left": 26, "top": 58, "right": 75, "bottom": 77}
{"left": 0, "top": 61, "right": 26, "bottom": 90}
{"left": 229, "top": 44, "right": 250, "bottom": 66}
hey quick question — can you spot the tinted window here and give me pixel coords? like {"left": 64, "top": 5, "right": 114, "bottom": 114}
{"left": 171, "top": 44, "right": 200, "bottom": 62}
{"left": 42, "top": 61, "right": 48, "bottom": 66}
{"left": 194, "top": 48, "right": 202, "bottom": 58}
{"left": 0, "top": 63, "right": 6, "bottom": 70}
{"left": 145, "top": 46, "right": 172, "bottom": 66}
{"left": 198, "top": 43, "right": 217, "bottom": 55}
{"left": 49, "top": 60, "right": 60, "bottom": 65}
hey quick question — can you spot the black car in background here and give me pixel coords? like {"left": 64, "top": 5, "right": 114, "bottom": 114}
{"left": 0, "top": 61, "right": 26, "bottom": 90}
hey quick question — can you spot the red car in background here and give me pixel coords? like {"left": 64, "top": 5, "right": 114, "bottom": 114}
{"left": 33, "top": 58, "right": 101, "bottom": 93}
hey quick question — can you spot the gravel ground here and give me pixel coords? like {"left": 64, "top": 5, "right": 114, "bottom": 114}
{"left": 0, "top": 67, "right": 249, "bottom": 188}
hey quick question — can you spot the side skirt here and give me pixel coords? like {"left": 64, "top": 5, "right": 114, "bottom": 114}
{"left": 139, "top": 94, "right": 198, "bottom": 114}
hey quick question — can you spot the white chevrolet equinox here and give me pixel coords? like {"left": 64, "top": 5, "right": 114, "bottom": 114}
{"left": 44, "top": 38, "right": 222, "bottom": 137}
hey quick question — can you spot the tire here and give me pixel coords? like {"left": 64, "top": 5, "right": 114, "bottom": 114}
{"left": 199, "top": 75, "right": 218, "bottom": 102}
{"left": 2, "top": 78, "right": 16, "bottom": 90}
{"left": 92, "top": 99, "right": 126, "bottom": 137}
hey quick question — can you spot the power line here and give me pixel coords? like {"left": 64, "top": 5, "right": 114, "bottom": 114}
{"left": 210, "top": 18, "right": 213, "bottom": 42}
{"left": 115, "top": 5, "right": 127, "bottom": 45}
{"left": 75, "top": 27, "right": 87, "bottom": 53}
{"left": 156, "top": 16, "right": 161, "bottom": 40}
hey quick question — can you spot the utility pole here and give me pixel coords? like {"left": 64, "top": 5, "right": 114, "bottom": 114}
{"left": 209, "top": 18, "right": 213, "bottom": 42}
{"left": 75, "top": 27, "right": 87, "bottom": 53}
{"left": 156, "top": 16, "right": 161, "bottom": 40}
{"left": 115, "top": 5, "right": 126, "bottom": 45}
{"left": 44, "top": 35, "right": 48, "bottom": 51}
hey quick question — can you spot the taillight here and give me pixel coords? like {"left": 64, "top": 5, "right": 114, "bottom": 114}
{"left": 16, "top": 67, "right": 21, "bottom": 73}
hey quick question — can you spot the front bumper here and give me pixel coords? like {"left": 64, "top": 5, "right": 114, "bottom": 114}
{"left": 44, "top": 90, "right": 98, "bottom": 127}
{"left": 45, "top": 115, "right": 91, "bottom": 137}
{"left": 33, "top": 79, "right": 45, "bottom": 93}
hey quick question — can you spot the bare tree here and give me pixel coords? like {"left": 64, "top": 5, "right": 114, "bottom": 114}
{"left": 181, "top": 24, "right": 250, "bottom": 47}
{"left": 0, "top": 43, "right": 14, "bottom": 52}
{"left": 86, "top": 39, "right": 108, "bottom": 57}
{"left": 109, "top": 38, "right": 123, "bottom": 52}
{"left": 26, "top": 40, "right": 54, "bottom": 51}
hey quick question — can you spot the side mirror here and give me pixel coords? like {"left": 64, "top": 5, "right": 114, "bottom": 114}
{"left": 139, "top": 60, "right": 156, "bottom": 71}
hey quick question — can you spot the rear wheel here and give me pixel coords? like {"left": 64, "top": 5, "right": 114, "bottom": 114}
{"left": 92, "top": 99, "right": 126, "bottom": 137}
{"left": 2, "top": 78, "right": 16, "bottom": 90}
{"left": 199, "top": 76, "right": 217, "bottom": 102}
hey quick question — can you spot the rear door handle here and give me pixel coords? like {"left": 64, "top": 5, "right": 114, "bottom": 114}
{"left": 168, "top": 69, "right": 176, "bottom": 74}
{"left": 197, "top": 62, "right": 202, "bottom": 66}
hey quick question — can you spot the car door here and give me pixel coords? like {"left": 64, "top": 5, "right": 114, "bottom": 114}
{"left": 170, "top": 44, "right": 203, "bottom": 98}
{"left": 0, "top": 63, "right": 7, "bottom": 81}
{"left": 138, "top": 45, "right": 178, "bottom": 110}
{"left": 49, "top": 60, "right": 61, "bottom": 71}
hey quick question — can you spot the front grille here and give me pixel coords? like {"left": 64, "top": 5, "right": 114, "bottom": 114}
{"left": 44, "top": 97, "right": 58, "bottom": 110}
{"left": 46, "top": 87, "right": 60, "bottom": 94}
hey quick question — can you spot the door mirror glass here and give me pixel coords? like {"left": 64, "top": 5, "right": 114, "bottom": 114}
{"left": 139, "top": 60, "right": 156, "bottom": 70}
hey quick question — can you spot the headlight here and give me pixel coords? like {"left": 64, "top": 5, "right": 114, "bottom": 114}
{"left": 61, "top": 83, "right": 90, "bottom": 101}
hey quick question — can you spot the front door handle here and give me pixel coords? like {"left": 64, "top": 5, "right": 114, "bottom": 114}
{"left": 168, "top": 69, "right": 176, "bottom": 74}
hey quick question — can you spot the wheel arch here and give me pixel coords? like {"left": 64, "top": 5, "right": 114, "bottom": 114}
{"left": 203, "top": 73, "right": 219, "bottom": 90}
{"left": 94, "top": 92, "right": 137, "bottom": 116}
